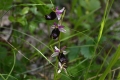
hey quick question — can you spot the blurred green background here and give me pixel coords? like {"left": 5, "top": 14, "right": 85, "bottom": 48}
{"left": 0, "top": 0, "right": 120, "bottom": 80}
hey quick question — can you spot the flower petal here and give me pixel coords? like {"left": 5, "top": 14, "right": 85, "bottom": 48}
{"left": 55, "top": 46, "right": 60, "bottom": 52}
{"left": 56, "top": 7, "right": 65, "bottom": 13}
{"left": 58, "top": 68, "right": 62, "bottom": 73}
{"left": 51, "top": 52, "right": 59, "bottom": 57}
{"left": 59, "top": 7, "right": 65, "bottom": 12}
{"left": 58, "top": 62, "right": 63, "bottom": 73}
{"left": 55, "top": 7, "right": 65, "bottom": 20}
{"left": 58, "top": 25, "right": 64, "bottom": 28}
{"left": 54, "top": 22, "right": 58, "bottom": 26}
{"left": 63, "top": 68, "right": 68, "bottom": 74}
{"left": 59, "top": 27, "right": 66, "bottom": 33}
{"left": 63, "top": 51, "right": 68, "bottom": 55}
{"left": 56, "top": 13, "right": 62, "bottom": 20}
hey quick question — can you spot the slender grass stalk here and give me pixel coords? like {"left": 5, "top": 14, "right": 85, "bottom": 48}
{"left": 6, "top": 40, "right": 30, "bottom": 61}
{"left": 51, "top": 30, "right": 88, "bottom": 46}
{"left": 99, "top": 45, "right": 120, "bottom": 80}
{"left": 0, "top": 36, "right": 30, "bottom": 61}
{"left": 0, "top": 74, "right": 6, "bottom": 80}
{"left": 5, "top": 50, "right": 16, "bottom": 80}
{"left": 70, "top": 58, "right": 88, "bottom": 71}
{"left": 15, "top": 4, "right": 46, "bottom": 6}
{"left": 2, "top": 27, "right": 52, "bottom": 51}
{"left": 84, "top": 0, "right": 115, "bottom": 79}
{"left": 26, "top": 40, "right": 55, "bottom": 67}
{"left": 88, "top": 66, "right": 120, "bottom": 80}
{"left": 12, "top": 35, "right": 56, "bottom": 68}
{"left": 97, "top": 0, "right": 109, "bottom": 43}
{"left": 53, "top": 58, "right": 59, "bottom": 80}
{"left": 58, "top": 33, "right": 61, "bottom": 49}
{"left": 49, "top": 0, "right": 54, "bottom": 8}
{"left": 59, "top": 10, "right": 66, "bottom": 25}
{"left": 95, "top": 47, "right": 113, "bottom": 79}
{"left": 98, "top": 0, "right": 114, "bottom": 43}
{"left": 0, "top": 74, "right": 18, "bottom": 80}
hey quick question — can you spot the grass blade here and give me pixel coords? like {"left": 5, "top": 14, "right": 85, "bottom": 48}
{"left": 99, "top": 45, "right": 120, "bottom": 80}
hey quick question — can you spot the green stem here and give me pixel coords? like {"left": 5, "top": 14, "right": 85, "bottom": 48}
{"left": 53, "top": 7, "right": 66, "bottom": 80}
{"left": 49, "top": 0, "right": 54, "bottom": 8}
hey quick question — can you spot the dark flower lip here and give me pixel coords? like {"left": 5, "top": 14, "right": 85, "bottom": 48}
{"left": 50, "top": 28, "right": 60, "bottom": 39}
{"left": 58, "top": 52, "right": 68, "bottom": 73}
{"left": 45, "top": 11, "right": 56, "bottom": 20}
{"left": 58, "top": 52, "right": 68, "bottom": 65}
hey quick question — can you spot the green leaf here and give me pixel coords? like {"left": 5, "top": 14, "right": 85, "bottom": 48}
{"left": 61, "top": 23, "right": 71, "bottom": 39}
{"left": 46, "top": 4, "right": 54, "bottom": 9}
{"left": 21, "top": 7, "right": 29, "bottom": 15}
{"left": 30, "top": 6, "right": 38, "bottom": 15}
{"left": 81, "top": 23, "right": 91, "bottom": 30}
{"left": 68, "top": 47, "right": 80, "bottom": 60}
{"left": 80, "top": 39, "right": 94, "bottom": 59}
{"left": 80, "top": 0, "right": 100, "bottom": 11}
{"left": 9, "top": 16, "right": 15, "bottom": 22}
{"left": 30, "top": 0, "right": 52, "bottom": 15}
{"left": 89, "top": 0, "right": 100, "bottom": 11}
{"left": 17, "top": 16, "right": 27, "bottom": 26}
{"left": 81, "top": 47, "right": 91, "bottom": 58}
{"left": 0, "top": 46, "right": 7, "bottom": 60}
{"left": 29, "top": 21, "right": 37, "bottom": 33}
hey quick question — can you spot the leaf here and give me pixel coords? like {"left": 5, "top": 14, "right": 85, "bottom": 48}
{"left": 17, "top": 16, "right": 27, "bottom": 26}
{"left": 81, "top": 22, "right": 91, "bottom": 30}
{"left": 0, "top": 46, "right": 7, "bottom": 60}
{"left": 89, "top": 0, "right": 101, "bottom": 11}
{"left": 29, "top": 21, "right": 37, "bottom": 33}
{"left": 80, "top": 0, "right": 100, "bottom": 11}
{"left": 61, "top": 23, "right": 71, "bottom": 39}
{"left": 21, "top": 7, "right": 29, "bottom": 15}
{"left": 9, "top": 16, "right": 15, "bottom": 22}
{"left": 68, "top": 47, "right": 80, "bottom": 60}
{"left": 81, "top": 39, "right": 94, "bottom": 59}
{"left": 30, "top": 0, "right": 52, "bottom": 15}
{"left": 30, "top": 6, "right": 38, "bottom": 15}
{"left": 81, "top": 47, "right": 91, "bottom": 58}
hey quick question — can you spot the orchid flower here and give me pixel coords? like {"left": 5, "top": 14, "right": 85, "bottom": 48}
{"left": 55, "top": 7, "right": 65, "bottom": 20}
{"left": 45, "top": 7, "right": 65, "bottom": 20}
{"left": 52, "top": 23, "right": 66, "bottom": 33}
{"left": 51, "top": 46, "right": 67, "bottom": 57}
{"left": 51, "top": 46, "right": 68, "bottom": 73}
{"left": 50, "top": 23, "right": 66, "bottom": 39}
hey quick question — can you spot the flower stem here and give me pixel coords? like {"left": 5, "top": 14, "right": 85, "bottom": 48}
{"left": 59, "top": 9, "right": 66, "bottom": 25}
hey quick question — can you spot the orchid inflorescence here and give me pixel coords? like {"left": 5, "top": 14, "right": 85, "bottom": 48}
{"left": 45, "top": 7, "right": 68, "bottom": 74}
{"left": 45, "top": 7, "right": 66, "bottom": 39}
